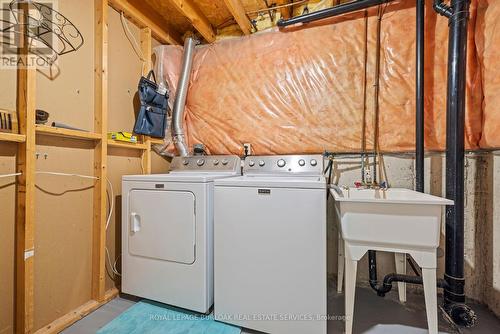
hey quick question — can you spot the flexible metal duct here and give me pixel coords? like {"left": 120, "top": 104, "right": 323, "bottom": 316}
{"left": 172, "top": 37, "right": 196, "bottom": 157}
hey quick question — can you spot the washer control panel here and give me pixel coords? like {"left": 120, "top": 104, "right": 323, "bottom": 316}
{"left": 170, "top": 155, "right": 241, "bottom": 173}
{"left": 244, "top": 155, "right": 324, "bottom": 176}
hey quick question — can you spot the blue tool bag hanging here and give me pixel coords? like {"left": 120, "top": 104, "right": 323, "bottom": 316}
{"left": 133, "top": 70, "right": 168, "bottom": 138}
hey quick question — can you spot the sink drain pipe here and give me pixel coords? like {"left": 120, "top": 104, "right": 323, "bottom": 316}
{"left": 369, "top": 250, "right": 449, "bottom": 297}
{"left": 436, "top": 0, "right": 476, "bottom": 327}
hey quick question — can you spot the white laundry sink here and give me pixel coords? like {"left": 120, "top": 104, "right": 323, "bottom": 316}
{"left": 330, "top": 187, "right": 453, "bottom": 249}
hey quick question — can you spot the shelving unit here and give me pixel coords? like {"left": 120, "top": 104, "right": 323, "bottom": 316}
{"left": 0, "top": 132, "right": 26, "bottom": 143}
{"left": 108, "top": 139, "right": 148, "bottom": 150}
{"left": 35, "top": 125, "right": 102, "bottom": 141}
{"left": 10, "top": 1, "right": 172, "bottom": 333}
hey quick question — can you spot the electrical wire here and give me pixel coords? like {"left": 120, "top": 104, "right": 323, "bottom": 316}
{"left": 246, "top": 0, "right": 309, "bottom": 16}
{"left": 104, "top": 176, "right": 121, "bottom": 278}
{"left": 120, "top": 11, "right": 146, "bottom": 74}
{"left": 2, "top": 169, "right": 120, "bottom": 277}
{"left": 0, "top": 172, "right": 22, "bottom": 178}
{"left": 106, "top": 247, "right": 121, "bottom": 277}
{"left": 28, "top": 170, "right": 120, "bottom": 278}
{"left": 36, "top": 171, "right": 99, "bottom": 180}
{"left": 105, "top": 176, "right": 114, "bottom": 230}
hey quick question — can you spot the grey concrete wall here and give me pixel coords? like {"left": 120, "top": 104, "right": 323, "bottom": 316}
{"left": 326, "top": 151, "right": 500, "bottom": 317}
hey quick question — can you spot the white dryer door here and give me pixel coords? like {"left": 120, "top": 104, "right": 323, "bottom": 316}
{"left": 128, "top": 190, "right": 196, "bottom": 264}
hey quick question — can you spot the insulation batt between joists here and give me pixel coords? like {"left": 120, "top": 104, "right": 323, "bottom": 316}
{"left": 156, "top": 0, "right": 494, "bottom": 156}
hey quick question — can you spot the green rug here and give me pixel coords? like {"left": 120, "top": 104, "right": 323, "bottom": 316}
{"left": 97, "top": 301, "right": 241, "bottom": 334}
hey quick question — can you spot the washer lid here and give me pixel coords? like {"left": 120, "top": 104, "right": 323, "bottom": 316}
{"left": 214, "top": 175, "right": 326, "bottom": 189}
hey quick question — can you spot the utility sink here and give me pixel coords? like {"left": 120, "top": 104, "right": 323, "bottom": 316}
{"left": 331, "top": 186, "right": 453, "bottom": 334}
{"left": 330, "top": 187, "right": 453, "bottom": 249}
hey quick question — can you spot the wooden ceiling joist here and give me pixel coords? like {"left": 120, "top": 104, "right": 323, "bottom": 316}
{"left": 168, "top": 0, "right": 216, "bottom": 43}
{"left": 276, "top": 0, "right": 292, "bottom": 19}
{"left": 223, "top": 0, "right": 253, "bottom": 35}
{"left": 108, "top": 0, "right": 182, "bottom": 45}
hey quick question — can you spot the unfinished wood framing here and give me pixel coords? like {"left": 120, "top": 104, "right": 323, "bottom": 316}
{"left": 276, "top": 0, "right": 292, "bottom": 19}
{"left": 168, "top": 0, "right": 216, "bottom": 42}
{"left": 8, "top": 0, "right": 161, "bottom": 331}
{"left": 15, "top": 65, "right": 36, "bottom": 334}
{"left": 223, "top": 0, "right": 253, "bottom": 35}
{"left": 140, "top": 27, "right": 153, "bottom": 174}
{"left": 108, "top": 139, "right": 148, "bottom": 150}
{"left": 33, "top": 288, "right": 118, "bottom": 334}
{"left": 14, "top": 3, "right": 36, "bottom": 332}
{"left": 35, "top": 125, "right": 102, "bottom": 141}
{"left": 0, "top": 132, "right": 26, "bottom": 143}
{"left": 108, "top": 0, "right": 181, "bottom": 45}
{"left": 92, "top": 0, "right": 109, "bottom": 303}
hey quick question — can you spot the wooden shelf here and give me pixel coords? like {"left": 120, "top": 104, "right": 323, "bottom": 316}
{"left": 149, "top": 138, "right": 164, "bottom": 145}
{"left": 35, "top": 125, "right": 102, "bottom": 141}
{"left": 107, "top": 139, "right": 147, "bottom": 150}
{"left": 0, "top": 132, "right": 26, "bottom": 143}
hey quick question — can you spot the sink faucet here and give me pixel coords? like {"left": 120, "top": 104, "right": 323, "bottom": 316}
{"left": 354, "top": 180, "right": 388, "bottom": 190}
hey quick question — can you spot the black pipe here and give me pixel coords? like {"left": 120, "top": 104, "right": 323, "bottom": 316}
{"left": 433, "top": 0, "right": 453, "bottom": 18}
{"left": 369, "top": 251, "right": 448, "bottom": 297}
{"left": 279, "top": 2, "right": 478, "bottom": 324}
{"left": 438, "top": 0, "right": 476, "bottom": 327}
{"left": 368, "top": 250, "right": 380, "bottom": 292}
{"left": 277, "top": 0, "right": 394, "bottom": 27}
{"left": 373, "top": 0, "right": 428, "bottom": 294}
{"left": 407, "top": 254, "right": 422, "bottom": 277}
{"left": 415, "top": 0, "right": 425, "bottom": 193}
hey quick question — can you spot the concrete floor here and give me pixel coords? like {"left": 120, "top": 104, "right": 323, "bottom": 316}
{"left": 63, "top": 283, "right": 500, "bottom": 334}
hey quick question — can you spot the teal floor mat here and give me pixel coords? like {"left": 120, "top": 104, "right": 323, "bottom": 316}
{"left": 97, "top": 301, "right": 241, "bottom": 334}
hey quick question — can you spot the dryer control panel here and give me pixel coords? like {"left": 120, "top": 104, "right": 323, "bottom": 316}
{"left": 244, "top": 155, "right": 324, "bottom": 176}
{"left": 170, "top": 155, "right": 241, "bottom": 173}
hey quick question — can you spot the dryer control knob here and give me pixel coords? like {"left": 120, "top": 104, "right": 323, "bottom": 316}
{"left": 183, "top": 159, "right": 189, "bottom": 166}
{"left": 197, "top": 159, "right": 205, "bottom": 166}
{"left": 259, "top": 160, "right": 266, "bottom": 167}
{"left": 277, "top": 159, "right": 286, "bottom": 168}
{"left": 213, "top": 160, "right": 220, "bottom": 166}
{"left": 298, "top": 159, "right": 306, "bottom": 167}
{"left": 248, "top": 160, "right": 255, "bottom": 167}
{"left": 310, "top": 159, "right": 318, "bottom": 167}
{"left": 221, "top": 159, "right": 229, "bottom": 165}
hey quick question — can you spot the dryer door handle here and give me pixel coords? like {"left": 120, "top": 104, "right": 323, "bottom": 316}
{"left": 130, "top": 212, "right": 141, "bottom": 233}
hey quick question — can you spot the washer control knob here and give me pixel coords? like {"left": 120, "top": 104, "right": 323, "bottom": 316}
{"left": 298, "top": 159, "right": 306, "bottom": 167}
{"left": 221, "top": 159, "right": 229, "bottom": 165}
{"left": 182, "top": 159, "right": 189, "bottom": 166}
{"left": 259, "top": 160, "right": 266, "bottom": 167}
{"left": 248, "top": 160, "right": 255, "bottom": 167}
{"left": 310, "top": 159, "right": 318, "bottom": 167}
{"left": 197, "top": 159, "right": 205, "bottom": 166}
{"left": 277, "top": 159, "right": 286, "bottom": 168}
{"left": 213, "top": 159, "right": 220, "bottom": 166}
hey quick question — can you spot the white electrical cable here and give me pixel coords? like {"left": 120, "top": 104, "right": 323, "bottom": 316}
{"left": 106, "top": 247, "right": 121, "bottom": 277}
{"left": 0, "top": 172, "right": 22, "bottom": 178}
{"left": 1, "top": 171, "right": 101, "bottom": 180}
{"left": 120, "top": 11, "right": 146, "bottom": 74}
{"left": 104, "top": 176, "right": 121, "bottom": 278}
{"left": 5, "top": 169, "right": 121, "bottom": 278}
{"left": 36, "top": 171, "right": 99, "bottom": 180}
{"left": 105, "top": 176, "right": 114, "bottom": 230}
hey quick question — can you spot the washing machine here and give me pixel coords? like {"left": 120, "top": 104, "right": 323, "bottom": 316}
{"left": 121, "top": 155, "right": 241, "bottom": 313}
{"left": 214, "top": 155, "right": 327, "bottom": 334}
